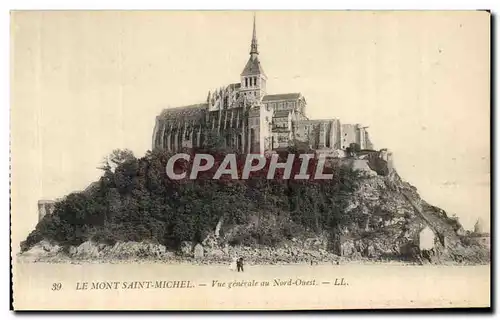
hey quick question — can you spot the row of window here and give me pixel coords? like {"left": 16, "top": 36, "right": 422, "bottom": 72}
{"left": 243, "top": 91, "right": 257, "bottom": 97}
{"left": 266, "top": 101, "right": 297, "bottom": 110}
{"left": 163, "top": 132, "right": 204, "bottom": 150}
{"left": 161, "top": 131, "right": 257, "bottom": 151}
{"left": 273, "top": 124, "right": 289, "bottom": 129}
{"left": 276, "top": 135, "right": 289, "bottom": 142}
{"left": 244, "top": 76, "right": 258, "bottom": 87}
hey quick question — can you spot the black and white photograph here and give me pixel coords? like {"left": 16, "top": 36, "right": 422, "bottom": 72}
{"left": 10, "top": 10, "right": 491, "bottom": 310}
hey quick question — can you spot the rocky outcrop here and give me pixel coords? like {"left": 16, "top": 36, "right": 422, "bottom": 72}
{"left": 347, "top": 159, "right": 378, "bottom": 177}
{"left": 21, "top": 148, "right": 489, "bottom": 266}
{"left": 19, "top": 241, "right": 175, "bottom": 263}
{"left": 321, "top": 169, "right": 490, "bottom": 264}
{"left": 193, "top": 234, "right": 340, "bottom": 265}
{"left": 19, "top": 240, "right": 62, "bottom": 262}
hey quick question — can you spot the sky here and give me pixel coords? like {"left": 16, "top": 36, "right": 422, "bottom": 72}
{"left": 11, "top": 11, "right": 490, "bottom": 248}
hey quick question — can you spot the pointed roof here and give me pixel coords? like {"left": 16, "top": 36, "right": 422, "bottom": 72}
{"left": 159, "top": 103, "right": 207, "bottom": 120}
{"left": 250, "top": 13, "right": 258, "bottom": 55}
{"left": 241, "top": 13, "right": 266, "bottom": 77}
{"left": 241, "top": 56, "right": 266, "bottom": 76}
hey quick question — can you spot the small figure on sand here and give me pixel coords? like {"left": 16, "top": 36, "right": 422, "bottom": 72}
{"left": 229, "top": 256, "right": 238, "bottom": 271}
{"left": 236, "top": 257, "right": 244, "bottom": 272}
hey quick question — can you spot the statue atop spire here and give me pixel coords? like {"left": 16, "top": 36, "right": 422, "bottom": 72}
{"left": 250, "top": 13, "right": 259, "bottom": 57}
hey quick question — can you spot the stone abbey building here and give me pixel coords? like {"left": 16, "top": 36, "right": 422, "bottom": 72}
{"left": 152, "top": 16, "right": 373, "bottom": 155}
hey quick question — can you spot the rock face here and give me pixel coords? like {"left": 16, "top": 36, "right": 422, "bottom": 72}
{"left": 348, "top": 159, "right": 378, "bottom": 177}
{"left": 296, "top": 150, "right": 488, "bottom": 264}
{"left": 180, "top": 242, "right": 193, "bottom": 255}
{"left": 20, "top": 240, "right": 62, "bottom": 262}
{"left": 324, "top": 168, "right": 489, "bottom": 264}
{"left": 21, "top": 241, "right": 172, "bottom": 262}
{"left": 198, "top": 234, "right": 339, "bottom": 265}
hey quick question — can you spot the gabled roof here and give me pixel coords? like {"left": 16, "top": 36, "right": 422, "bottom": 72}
{"left": 241, "top": 56, "right": 266, "bottom": 76}
{"left": 159, "top": 103, "right": 207, "bottom": 120}
{"left": 263, "top": 93, "right": 301, "bottom": 102}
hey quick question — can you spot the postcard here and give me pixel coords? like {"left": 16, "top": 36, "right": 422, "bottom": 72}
{"left": 10, "top": 10, "right": 491, "bottom": 310}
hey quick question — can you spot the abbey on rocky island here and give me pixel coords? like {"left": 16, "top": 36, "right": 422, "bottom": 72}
{"left": 152, "top": 15, "right": 373, "bottom": 155}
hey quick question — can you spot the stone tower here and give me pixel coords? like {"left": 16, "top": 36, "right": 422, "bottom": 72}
{"left": 240, "top": 14, "right": 267, "bottom": 101}
{"left": 38, "top": 200, "right": 56, "bottom": 222}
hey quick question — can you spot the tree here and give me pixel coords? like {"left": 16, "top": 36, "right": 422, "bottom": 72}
{"left": 99, "top": 149, "right": 136, "bottom": 173}
{"left": 21, "top": 142, "right": 364, "bottom": 253}
{"left": 287, "top": 139, "right": 313, "bottom": 154}
{"left": 201, "top": 130, "right": 227, "bottom": 151}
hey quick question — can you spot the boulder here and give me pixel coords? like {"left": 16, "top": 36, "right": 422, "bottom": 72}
{"left": 340, "top": 240, "right": 356, "bottom": 257}
{"left": 180, "top": 241, "right": 193, "bottom": 255}
{"left": 194, "top": 243, "right": 204, "bottom": 259}
{"left": 71, "top": 241, "right": 101, "bottom": 258}
{"left": 206, "top": 248, "right": 225, "bottom": 257}
{"left": 365, "top": 244, "right": 376, "bottom": 258}
{"left": 350, "top": 159, "right": 378, "bottom": 177}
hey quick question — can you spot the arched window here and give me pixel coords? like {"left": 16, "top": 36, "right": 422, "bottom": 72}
{"left": 245, "top": 78, "right": 248, "bottom": 87}
{"left": 177, "top": 131, "right": 183, "bottom": 150}
{"left": 192, "top": 128, "right": 198, "bottom": 147}
{"left": 161, "top": 125, "right": 167, "bottom": 149}
{"left": 237, "top": 134, "right": 242, "bottom": 150}
{"left": 199, "top": 132, "right": 205, "bottom": 147}
{"left": 250, "top": 128, "right": 256, "bottom": 153}
{"left": 170, "top": 133, "right": 175, "bottom": 151}
{"left": 254, "top": 77, "right": 257, "bottom": 86}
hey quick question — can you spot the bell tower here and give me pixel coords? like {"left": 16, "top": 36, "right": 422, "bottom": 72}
{"left": 240, "top": 13, "right": 267, "bottom": 101}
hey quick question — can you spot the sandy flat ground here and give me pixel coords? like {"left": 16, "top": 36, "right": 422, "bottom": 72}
{"left": 12, "top": 262, "right": 490, "bottom": 310}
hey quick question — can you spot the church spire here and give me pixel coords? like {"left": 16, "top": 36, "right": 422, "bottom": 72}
{"left": 241, "top": 12, "right": 266, "bottom": 80}
{"left": 250, "top": 13, "right": 259, "bottom": 57}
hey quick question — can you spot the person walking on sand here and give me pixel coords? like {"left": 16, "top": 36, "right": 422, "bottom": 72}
{"left": 237, "top": 257, "right": 244, "bottom": 272}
